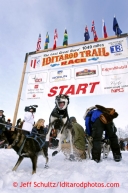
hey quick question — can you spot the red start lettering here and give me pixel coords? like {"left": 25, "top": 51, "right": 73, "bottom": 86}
{"left": 47, "top": 82, "right": 100, "bottom": 97}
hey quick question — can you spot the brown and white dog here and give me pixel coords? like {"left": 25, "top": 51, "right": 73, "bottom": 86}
{"left": 46, "top": 94, "right": 74, "bottom": 158}
{"left": 85, "top": 136, "right": 110, "bottom": 159}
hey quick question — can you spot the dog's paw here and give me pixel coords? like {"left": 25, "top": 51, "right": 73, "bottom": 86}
{"left": 52, "top": 151, "right": 58, "bottom": 156}
{"left": 69, "top": 154, "right": 75, "bottom": 161}
{"left": 44, "top": 164, "right": 49, "bottom": 169}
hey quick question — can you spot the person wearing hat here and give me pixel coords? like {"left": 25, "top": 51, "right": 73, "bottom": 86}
{"left": 61, "top": 116, "right": 86, "bottom": 160}
{"left": 70, "top": 117, "right": 86, "bottom": 159}
{"left": 5, "top": 118, "right": 12, "bottom": 130}
{"left": 0, "top": 110, "right": 6, "bottom": 138}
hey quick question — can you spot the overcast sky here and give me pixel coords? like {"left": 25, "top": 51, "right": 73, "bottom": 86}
{"left": 0, "top": 0, "right": 128, "bottom": 129}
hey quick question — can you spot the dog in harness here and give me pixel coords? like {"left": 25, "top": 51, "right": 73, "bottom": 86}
{"left": 46, "top": 94, "right": 74, "bottom": 159}
{"left": 4, "top": 127, "right": 49, "bottom": 174}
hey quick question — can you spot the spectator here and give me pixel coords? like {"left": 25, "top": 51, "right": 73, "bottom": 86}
{"left": 0, "top": 110, "right": 6, "bottom": 139}
{"left": 5, "top": 118, "right": 12, "bottom": 130}
{"left": 16, "top": 118, "right": 22, "bottom": 127}
{"left": 30, "top": 119, "right": 48, "bottom": 150}
{"left": 119, "top": 140, "right": 125, "bottom": 151}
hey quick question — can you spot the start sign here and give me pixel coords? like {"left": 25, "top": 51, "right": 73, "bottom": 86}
{"left": 48, "top": 82, "right": 100, "bottom": 97}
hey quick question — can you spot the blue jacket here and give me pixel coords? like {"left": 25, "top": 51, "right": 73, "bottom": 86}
{"left": 85, "top": 109, "right": 102, "bottom": 136}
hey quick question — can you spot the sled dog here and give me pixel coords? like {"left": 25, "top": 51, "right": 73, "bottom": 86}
{"left": 4, "top": 130, "right": 48, "bottom": 174}
{"left": 46, "top": 94, "right": 74, "bottom": 158}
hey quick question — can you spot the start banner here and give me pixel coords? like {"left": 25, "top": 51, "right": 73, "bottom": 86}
{"left": 26, "top": 36, "right": 128, "bottom": 99}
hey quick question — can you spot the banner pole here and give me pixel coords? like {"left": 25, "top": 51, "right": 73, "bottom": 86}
{"left": 12, "top": 53, "right": 29, "bottom": 129}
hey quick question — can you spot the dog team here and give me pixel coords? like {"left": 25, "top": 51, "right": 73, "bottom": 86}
{"left": 0, "top": 94, "right": 122, "bottom": 174}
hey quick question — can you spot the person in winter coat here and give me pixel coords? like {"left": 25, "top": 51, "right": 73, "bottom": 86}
{"left": 30, "top": 119, "right": 48, "bottom": 149}
{"left": 70, "top": 117, "right": 85, "bottom": 150}
{"left": 5, "top": 118, "right": 12, "bottom": 130}
{"left": 0, "top": 110, "right": 6, "bottom": 139}
{"left": 22, "top": 108, "right": 35, "bottom": 135}
{"left": 83, "top": 105, "right": 121, "bottom": 163}
{"left": 16, "top": 118, "right": 22, "bottom": 127}
{"left": 61, "top": 117, "right": 86, "bottom": 159}
{"left": 119, "top": 140, "right": 125, "bottom": 151}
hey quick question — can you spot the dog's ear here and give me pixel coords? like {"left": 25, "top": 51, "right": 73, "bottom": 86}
{"left": 55, "top": 94, "right": 60, "bottom": 104}
{"left": 66, "top": 95, "right": 70, "bottom": 104}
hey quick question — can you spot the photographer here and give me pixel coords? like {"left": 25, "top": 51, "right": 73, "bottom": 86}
{"left": 22, "top": 105, "right": 37, "bottom": 135}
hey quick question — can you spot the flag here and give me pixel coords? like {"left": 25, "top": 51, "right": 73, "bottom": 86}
{"left": 36, "top": 34, "right": 41, "bottom": 51}
{"left": 93, "top": 30, "right": 98, "bottom": 41}
{"left": 91, "top": 20, "right": 95, "bottom": 32}
{"left": 44, "top": 32, "right": 49, "bottom": 49}
{"left": 113, "top": 16, "right": 122, "bottom": 35}
{"left": 63, "top": 29, "right": 68, "bottom": 46}
{"left": 84, "top": 25, "right": 90, "bottom": 41}
{"left": 102, "top": 20, "right": 108, "bottom": 38}
{"left": 91, "top": 20, "right": 98, "bottom": 41}
{"left": 53, "top": 29, "right": 58, "bottom": 49}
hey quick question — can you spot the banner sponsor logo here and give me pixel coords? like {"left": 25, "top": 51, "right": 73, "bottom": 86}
{"left": 34, "top": 85, "right": 39, "bottom": 89}
{"left": 76, "top": 68, "right": 96, "bottom": 77}
{"left": 111, "top": 88, "right": 124, "bottom": 93}
{"left": 50, "top": 63, "right": 60, "bottom": 67}
{"left": 101, "top": 62, "right": 128, "bottom": 75}
{"left": 75, "top": 65, "right": 98, "bottom": 79}
{"left": 28, "top": 72, "right": 47, "bottom": 84}
{"left": 30, "top": 57, "right": 41, "bottom": 69}
{"left": 103, "top": 74, "right": 128, "bottom": 92}
{"left": 110, "top": 76, "right": 122, "bottom": 87}
{"left": 88, "top": 57, "right": 99, "bottom": 61}
{"left": 110, "top": 44, "right": 123, "bottom": 53}
{"left": 26, "top": 84, "right": 44, "bottom": 99}
{"left": 50, "top": 69, "right": 71, "bottom": 82}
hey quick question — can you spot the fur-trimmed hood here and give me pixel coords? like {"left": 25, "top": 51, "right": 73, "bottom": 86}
{"left": 95, "top": 104, "right": 118, "bottom": 124}
{"left": 83, "top": 104, "right": 118, "bottom": 124}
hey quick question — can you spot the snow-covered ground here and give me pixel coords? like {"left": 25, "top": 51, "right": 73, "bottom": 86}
{"left": 0, "top": 148, "right": 128, "bottom": 193}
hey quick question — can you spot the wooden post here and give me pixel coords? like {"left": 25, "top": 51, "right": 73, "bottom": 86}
{"left": 12, "top": 53, "right": 29, "bottom": 129}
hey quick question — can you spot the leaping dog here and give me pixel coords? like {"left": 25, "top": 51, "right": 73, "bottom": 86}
{"left": 46, "top": 94, "right": 74, "bottom": 158}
